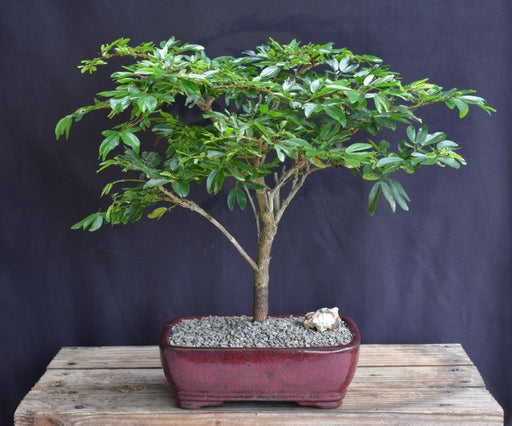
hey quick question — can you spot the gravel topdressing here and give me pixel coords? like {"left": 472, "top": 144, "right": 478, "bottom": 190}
{"left": 168, "top": 315, "right": 354, "bottom": 348}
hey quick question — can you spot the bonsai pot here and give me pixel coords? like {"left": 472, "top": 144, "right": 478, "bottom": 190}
{"left": 159, "top": 316, "right": 360, "bottom": 409}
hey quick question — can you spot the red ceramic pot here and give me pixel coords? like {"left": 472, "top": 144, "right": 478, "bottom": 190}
{"left": 160, "top": 316, "right": 360, "bottom": 409}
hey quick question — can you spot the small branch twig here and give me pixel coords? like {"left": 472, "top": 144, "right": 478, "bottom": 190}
{"left": 196, "top": 97, "right": 215, "bottom": 113}
{"left": 158, "top": 186, "right": 258, "bottom": 271}
{"left": 274, "top": 164, "right": 312, "bottom": 224}
{"left": 273, "top": 172, "right": 281, "bottom": 212}
{"left": 269, "top": 162, "right": 303, "bottom": 198}
{"left": 243, "top": 184, "right": 260, "bottom": 236}
{"left": 294, "top": 55, "right": 322, "bottom": 77}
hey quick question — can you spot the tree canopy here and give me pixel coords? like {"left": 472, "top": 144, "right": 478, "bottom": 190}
{"left": 56, "top": 37, "right": 494, "bottom": 234}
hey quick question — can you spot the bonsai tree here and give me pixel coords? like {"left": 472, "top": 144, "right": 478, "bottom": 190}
{"left": 55, "top": 37, "right": 494, "bottom": 322}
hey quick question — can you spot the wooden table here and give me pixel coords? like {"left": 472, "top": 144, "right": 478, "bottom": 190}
{"left": 15, "top": 344, "right": 503, "bottom": 425}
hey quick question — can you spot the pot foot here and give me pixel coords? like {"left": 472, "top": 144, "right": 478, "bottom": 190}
{"left": 296, "top": 399, "right": 343, "bottom": 409}
{"left": 178, "top": 399, "right": 223, "bottom": 409}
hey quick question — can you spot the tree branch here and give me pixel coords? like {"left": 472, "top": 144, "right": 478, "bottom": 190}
{"left": 294, "top": 54, "right": 322, "bottom": 77}
{"left": 272, "top": 172, "right": 281, "bottom": 212}
{"left": 158, "top": 186, "right": 258, "bottom": 271}
{"left": 269, "top": 161, "right": 304, "bottom": 199}
{"left": 274, "top": 164, "right": 312, "bottom": 224}
{"left": 243, "top": 183, "right": 260, "bottom": 236}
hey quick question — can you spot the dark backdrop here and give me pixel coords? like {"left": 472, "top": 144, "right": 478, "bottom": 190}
{"left": 1, "top": 1, "right": 511, "bottom": 424}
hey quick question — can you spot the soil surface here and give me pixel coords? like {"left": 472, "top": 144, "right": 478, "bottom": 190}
{"left": 169, "top": 315, "right": 354, "bottom": 348}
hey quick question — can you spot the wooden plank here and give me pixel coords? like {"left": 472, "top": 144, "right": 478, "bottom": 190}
{"left": 48, "top": 346, "right": 160, "bottom": 370}
{"left": 16, "top": 344, "right": 502, "bottom": 425}
{"left": 15, "top": 410, "right": 504, "bottom": 425}
{"left": 359, "top": 344, "right": 473, "bottom": 367}
{"left": 34, "top": 365, "right": 486, "bottom": 391}
{"left": 14, "top": 387, "right": 503, "bottom": 424}
{"left": 47, "top": 344, "right": 473, "bottom": 370}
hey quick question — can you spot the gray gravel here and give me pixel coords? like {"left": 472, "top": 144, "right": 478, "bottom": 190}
{"left": 169, "top": 315, "right": 353, "bottom": 348}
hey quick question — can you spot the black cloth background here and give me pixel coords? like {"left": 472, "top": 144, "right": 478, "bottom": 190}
{"left": 1, "top": 1, "right": 511, "bottom": 423}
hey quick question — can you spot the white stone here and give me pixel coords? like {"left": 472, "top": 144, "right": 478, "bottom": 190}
{"left": 303, "top": 307, "right": 341, "bottom": 332}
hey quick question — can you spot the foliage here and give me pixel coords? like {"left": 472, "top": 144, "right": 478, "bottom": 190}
{"left": 56, "top": 37, "right": 494, "bottom": 233}
{"left": 56, "top": 37, "right": 494, "bottom": 320}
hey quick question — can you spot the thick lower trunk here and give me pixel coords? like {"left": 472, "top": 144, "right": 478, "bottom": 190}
{"left": 253, "top": 215, "right": 277, "bottom": 322}
{"left": 253, "top": 267, "right": 269, "bottom": 323}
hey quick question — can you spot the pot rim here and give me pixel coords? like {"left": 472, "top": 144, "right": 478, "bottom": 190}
{"left": 160, "top": 314, "right": 360, "bottom": 352}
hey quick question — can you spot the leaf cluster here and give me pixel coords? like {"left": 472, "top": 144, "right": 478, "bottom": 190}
{"left": 55, "top": 37, "right": 494, "bottom": 230}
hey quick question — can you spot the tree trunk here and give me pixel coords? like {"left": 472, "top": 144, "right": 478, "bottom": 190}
{"left": 253, "top": 212, "right": 277, "bottom": 322}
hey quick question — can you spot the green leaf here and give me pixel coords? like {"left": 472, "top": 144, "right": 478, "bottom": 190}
{"left": 368, "top": 181, "right": 381, "bottom": 216}
{"left": 445, "top": 98, "right": 456, "bottom": 109}
{"left": 324, "top": 105, "right": 347, "bottom": 127}
{"left": 415, "top": 126, "right": 428, "bottom": 145}
{"left": 388, "top": 179, "right": 409, "bottom": 211}
{"left": 376, "top": 157, "right": 403, "bottom": 167}
{"left": 346, "top": 90, "right": 364, "bottom": 104}
{"left": 236, "top": 189, "right": 247, "bottom": 209}
{"left": 232, "top": 161, "right": 253, "bottom": 175}
{"left": 406, "top": 126, "right": 416, "bottom": 143}
{"left": 373, "top": 94, "right": 388, "bottom": 113}
{"left": 411, "top": 152, "right": 427, "bottom": 163}
{"left": 166, "top": 157, "right": 180, "bottom": 171}
{"left": 156, "top": 93, "right": 175, "bottom": 104}
{"left": 283, "top": 138, "right": 312, "bottom": 149}
{"left": 390, "top": 178, "right": 410, "bottom": 201}
{"left": 227, "top": 188, "right": 237, "bottom": 211}
{"left": 363, "top": 172, "right": 379, "bottom": 181}
{"left": 274, "top": 145, "right": 285, "bottom": 162}
{"left": 181, "top": 43, "right": 205, "bottom": 51}
{"left": 437, "top": 140, "right": 458, "bottom": 149}
{"left": 310, "top": 79, "right": 322, "bottom": 93}
{"left": 227, "top": 164, "right": 245, "bottom": 181}
{"left": 363, "top": 74, "right": 374, "bottom": 86}
{"left": 206, "top": 169, "right": 218, "bottom": 193}
{"left": 99, "top": 134, "right": 120, "bottom": 160}
{"left": 338, "top": 56, "right": 351, "bottom": 72}
{"left": 259, "top": 66, "right": 281, "bottom": 79}
{"left": 361, "top": 54, "right": 383, "bottom": 63}
{"left": 147, "top": 207, "right": 167, "bottom": 220}
{"left": 144, "top": 178, "right": 168, "bottom": 188}
{"left": 101, "top": 182, "right": 113, "bottom": 197}
{"left": 120, "top": 132, "right": 140, "bottom": 153}
{"left": 410, "top": 78, "right": 429, "bottom": 87}
{"left": 453, "top": 98, "right": 469, "bottom": 118}
{"left": 206, "top": 169, "right": 224, "bottom": 193}
{"left": 460, "top": 95, "right": 485, "bottom": 105}
{"left": 437, "top": 157, "right": 461, "bottom": 168}
{"left": 171, "top": 180, "right": 189, "bottom": 197}
{"left": 55, "top": 115, "right": 73, "bottom": 140}
{"left": 423, "top": 132, "right": 446, "bottom": 146}
{"left": 88, "top": 214, "right": 104, "bottom": 232}
{"left": 346, "top": 143, "right": 373, "bottom": 153}
{"left": 71, "top": 212, "right": 104, "bottom": 232}
{"left": 179, "top": 79, "right": 201, "bottom": 97}
{"left": 252, "top": 121, "right": 270, "bottom": 137}
{"left": 380, "top": 181, "right": 396, "bottom": 212}
{"left": 325, "top": 80, "right": 353, "bottom": 90}
{"left": 109, "top": 97, "right": 130, "bottom": 113}
{"left": 138, "top": 95, "right": 158, "bottom": 113}
{"left": 71, "top": 213, "right": 97, "bottom": 230}
{"left": 303, "top": 103, "right": 317, "bottom": 117}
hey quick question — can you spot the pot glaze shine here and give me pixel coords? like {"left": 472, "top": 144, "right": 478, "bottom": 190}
{"left": 160, "top": 316, "right": 360, "bottom": 409}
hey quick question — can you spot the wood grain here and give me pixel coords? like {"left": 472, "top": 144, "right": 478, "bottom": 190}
{"left": 15, "top": 344, "right": 503, "bottom": 425}
{"left": 47, "top": 343, "right": 473, "bottom": 369}
{"left": 35, "top": 365, "right": 485, "bottom": 390}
